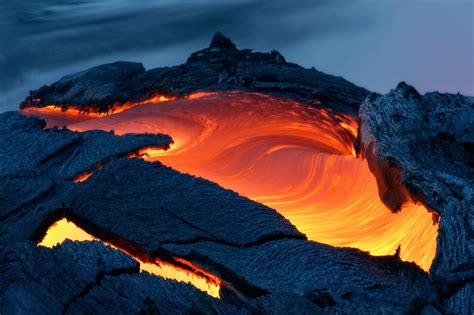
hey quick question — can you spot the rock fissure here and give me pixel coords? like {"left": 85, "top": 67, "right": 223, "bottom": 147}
{"left": 62, "top": 265, "right": 140, "bottom": 314}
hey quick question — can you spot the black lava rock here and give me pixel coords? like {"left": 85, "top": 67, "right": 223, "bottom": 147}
{"left": 359, "top": 83, "right": 473, "bottom": 314}
{"left": 20, "top": 33, "right": 369, "bottom": 115}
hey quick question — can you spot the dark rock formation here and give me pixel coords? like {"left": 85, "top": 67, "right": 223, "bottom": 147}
{"left": 0, "top": 111, "right": 440, "bottom": 313}
{"left": 62, "top": 158, "right": 304, "bottom": 250}
{"left": 23, "top": 62, "right": 146, "bottom": 111}
{"left": 359, "top": 82, "right": 473, "bottom": 314}
{"left": 0, "top": 112, "right": 171, "bottom": 180}
{"left": 0, "top": 112, "right": 172, "bottom": 246}
{"left": 0, "top": 241, "right": 239, "bottom": 314}
{"left": 20, "top": 33, "right": 369, "bottom": 115}
{"left": 163, "top": 239, "right": 439, "bottom": 313}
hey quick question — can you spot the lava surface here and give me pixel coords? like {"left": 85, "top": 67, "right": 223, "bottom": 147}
{"left": 27, "top": 91, "right": 438, "bottom": 271}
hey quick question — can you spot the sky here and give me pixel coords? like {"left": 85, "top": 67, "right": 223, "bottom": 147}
{"left": 0, "top": 0, "right": 472, "bottom": 112}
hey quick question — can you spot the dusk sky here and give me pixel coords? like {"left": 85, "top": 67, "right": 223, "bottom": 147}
{"left": 0, "top": 0, "right": 472, "bottom": 111}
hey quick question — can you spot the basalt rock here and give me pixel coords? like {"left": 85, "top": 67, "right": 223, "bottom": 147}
{"left": 0, "top": 241, "right": 239, "bottom": 314}
{"left": 0, "top": 240, "right": 324, "bottom": 314}
{"left": 0, "top": 111, "right": 440, "bottom": 314}
{"left": 0, "top": 112, "right": 172, "bottom": 246}
{"left": 359, "top": 82, "right": 473, "bottom": 314}
{"left": 20, "top": 33, "right": 369, "bottom": 115}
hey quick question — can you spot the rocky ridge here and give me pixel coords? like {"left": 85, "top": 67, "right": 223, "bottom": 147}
{"left": 359, "top": 82, "right": 473, "bottom": 314}
{"left": 20, "top": 32, "right": 369, "bottom": 115}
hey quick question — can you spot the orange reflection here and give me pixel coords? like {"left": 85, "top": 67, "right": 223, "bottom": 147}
{"left": 38, "top": 218, "right": 221, "bottom": 298}
{"left": 30, "top": 91, "right": 437, "bottom": 271}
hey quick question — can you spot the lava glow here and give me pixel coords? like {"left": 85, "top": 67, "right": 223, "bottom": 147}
{"left": 21, "top": 92, "right": 215, "bottom": 128}
{"left": 30, "top": 91, "right": 438, "bottom": 271}
{"left": 38, "top": 218, "right": 221, "bottom": 298}
{"left": 72, "top": 171, "right": 94, "bottom": 183}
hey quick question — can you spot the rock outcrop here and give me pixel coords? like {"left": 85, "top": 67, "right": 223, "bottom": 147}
{"left": 359, "top": 82, "right": 473, "bottom": 314}
{"left": 20, "top": 33, "right": 369, "bottom": 115}
{"left": 0, "top": 241, "right": 240, "bottom": 314}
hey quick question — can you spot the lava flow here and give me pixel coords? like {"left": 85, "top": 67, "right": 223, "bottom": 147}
{"left": 21, "top": 94, "right": 174, "bottom": 127}
{"left": 22, "top": 92, "right": 214, "bottom": 128}
{"left": 72, "top": 171, "right": 94, "bottom": 183}
{"left": 39, "top": 218, "right": 221, "bottom": 298}
{"left": 28, "top": 91, "right": 438, "bottom": 271}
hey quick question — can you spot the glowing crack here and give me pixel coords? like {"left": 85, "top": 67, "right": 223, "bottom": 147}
{"left": 38, "top": 218, "right": 221, "bottom": 298}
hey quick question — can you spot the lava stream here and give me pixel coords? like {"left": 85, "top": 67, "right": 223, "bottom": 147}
{"left": 22, "top": 92, "right": 213, "bottom": 128}
{"left": 28, "top": 91, "right": 438, "bottom": 271}
{"left": 39, "top": 218, "right": 221, "bottom": 298}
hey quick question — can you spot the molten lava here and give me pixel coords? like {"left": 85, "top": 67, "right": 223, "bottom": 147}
{"left": 72, "top": 171, "right": 94, "bottom": 183}
{"left": 29, "top": 91, "right": 438, "bottom": 271}
{"left": 21, "top": 92, "right": 214, "bottom": 128}
{"left": 39, "top": 218, "right": 221, "bottom": 298}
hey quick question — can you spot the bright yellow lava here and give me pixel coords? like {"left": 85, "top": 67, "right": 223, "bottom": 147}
{"left": 38, "top": 218, "right": 221, "bottom": 298}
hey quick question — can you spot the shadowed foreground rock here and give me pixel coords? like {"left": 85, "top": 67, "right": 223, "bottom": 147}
{"left": 20, "top": 32, "right": 369, "bottom": 115}
{"left": 359, "top": 83, "right": 473, "bottom": 314}
{"left": 0, "top": 241, "right": 240, "bottom": 314}
{"left": 0, "top": 111, "right": 440, "bottom": 314}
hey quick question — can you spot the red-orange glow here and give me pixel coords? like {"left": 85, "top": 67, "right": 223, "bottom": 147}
{"left": 20, "top": 92, "right": 217, "bottom": 128}
{"left": 186, "top": 91, "right": 215, "bottom": 100}
{"left": 30, "top": 91, "right": 438, "bottom": 271}
{"left": 38, "top": 218, "right": 221, "bottom": 297}
{"left": 72, "top": 171, "right": 94, "bottom": 183}
{"left": 127, "top": 145, "right": 173, "bottom": 159}
{"left": 20, "top": 93, "right": 174, "bottom": 127}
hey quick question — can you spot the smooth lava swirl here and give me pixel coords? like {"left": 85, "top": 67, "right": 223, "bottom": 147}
{"left": 26, "top": 91, "right": 438, "bottom": 271}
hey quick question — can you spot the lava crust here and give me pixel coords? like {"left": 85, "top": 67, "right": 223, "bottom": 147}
{"left": 359, "top": 83, "right": 474, "bottom": 314}
{"left": 20, "top": 32, "right": 369, "bottom": 115}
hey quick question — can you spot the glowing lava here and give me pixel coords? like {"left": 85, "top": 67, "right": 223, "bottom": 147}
{"left": 30, "top": 91, "right": 438, "bottom": 271}
{"left": 21, "top": 94, "right": 177, "bottom": 127}
{"left": 72, "top": 171, "right": 94, "bottom": 183}
{"left": 39, "top": 218, "right": 221, "bottom": 298}
{"left": 22, "top": 92, "right": 216, "bottom": 128}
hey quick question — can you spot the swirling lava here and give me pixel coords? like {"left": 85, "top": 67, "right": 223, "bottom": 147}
{"left": 32, "top": 91, "right": 438, "bottom": 271}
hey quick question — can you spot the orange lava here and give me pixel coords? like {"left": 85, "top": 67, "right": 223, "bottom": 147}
{"left": 30, "top": 91, "right": 438, "bottom": 271}
{"left": 21, "top": 92, "right": 216, "bottom": 128}
{"left": 38, "top": 218, "right": 221, "bottom": 298}
{"left": 21, "top": 93, "right": 174, "bottom": 127}
{"left": 72, "top": 171, "right": 94, "bottom": 183}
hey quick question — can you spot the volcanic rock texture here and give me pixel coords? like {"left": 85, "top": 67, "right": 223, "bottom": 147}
{"left": 359, "top": 83, "right": 474, "bottom": 314}
{"left": 1, "top": 33, "right": 472, "bottom": 314}
{"left": 20, "top": 32, "right": 368, "bottom": 115}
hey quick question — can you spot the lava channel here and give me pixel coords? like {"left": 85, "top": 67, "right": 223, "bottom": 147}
{"left": 28, "top": 91, "right": 438, "bottom": 271}
{"left": 22, "top": 92, "right": 213, "bottom": 128}
{"left": 38, "top": 218, "right": 221, "bottom": 298}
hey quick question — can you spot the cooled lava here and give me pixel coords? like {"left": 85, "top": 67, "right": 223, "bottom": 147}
{"left": 39, "top": 218, "right": 221, "bottom": 297}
